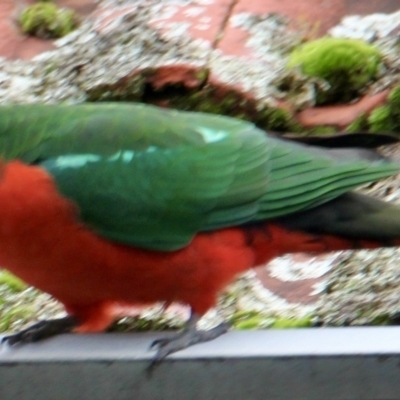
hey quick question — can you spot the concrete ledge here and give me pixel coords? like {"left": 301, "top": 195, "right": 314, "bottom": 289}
{"left": 1, "top": 327, "right": 400, "bottom": 400}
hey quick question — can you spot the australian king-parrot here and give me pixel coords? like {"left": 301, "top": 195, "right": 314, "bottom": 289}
{"left": 1, "top": 102, "right": 400, "bottom": 360}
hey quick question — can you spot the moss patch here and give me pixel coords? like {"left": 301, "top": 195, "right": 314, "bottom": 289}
{"left": 230, "top": 310, "right": 314, "bottom": 330}
{"left": 0, "top": 271, "right": 27, "bottom": 293}
{"left": 368, "top": 105, "right": 393, "bottom": 132}
{"left": 343, "top": 86, "right": 400, "bottom": 134}
{"left": 363, "top": 86, "right": 400, "bottom": 133}
{"left": 19, "top": 2, "right": 79, "bottom": 39}
{"left": 345, "top": 113, "right": 369, "bottom": 133}
{"left": 142, "top": 84, "right": 302, "bottom": 133}
{"left": 287, "top": 37, "right": 381, "bottom": 104}
{"left": 304, "top": 126, "right": 338, "bottom": 136}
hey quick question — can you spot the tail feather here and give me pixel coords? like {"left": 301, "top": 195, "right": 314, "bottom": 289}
{"left": 275, "top": 192, "right": 400, "bottom": 244}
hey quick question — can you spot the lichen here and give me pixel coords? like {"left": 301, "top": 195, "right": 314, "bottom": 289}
{"left": 19, "top": 2, "right": 79, "bottom": 39}
{"left": 287, "top": 37, "right": 382, "bottom": 104}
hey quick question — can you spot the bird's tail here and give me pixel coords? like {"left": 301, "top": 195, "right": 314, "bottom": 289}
{"left": 244, "top": 192, "right": 400, "bottom": 266}
{"left": 275, "top": 192, "right": 400, "bottom": 245}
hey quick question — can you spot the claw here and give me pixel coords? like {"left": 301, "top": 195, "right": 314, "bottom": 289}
{"left": 150, "top": 337, "right": 170, "bottom": 350}
{"left": 149, "top": 312, "right": 230, "bottom": 370}
{"left": 2, "top": 315, "right": 77, "bottom": 346}
{"left": 149, "top": 326, "right": 191, "bottom": 350}
{"left": 152, "top": 322, "right": 229, "bottom": 362}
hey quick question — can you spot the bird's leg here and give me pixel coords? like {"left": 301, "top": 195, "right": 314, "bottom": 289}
{"left": 150, "top": 311, "right": 230, "bottom": 363}
{"left": 2, "top": 315, "right": 78, "bottom": 346}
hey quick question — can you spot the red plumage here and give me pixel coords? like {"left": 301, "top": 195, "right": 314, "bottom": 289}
{"left": 0, "top": 161, "right": 385, "bottom": 334}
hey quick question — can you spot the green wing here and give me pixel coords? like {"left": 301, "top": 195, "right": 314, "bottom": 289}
{"left": 0, "top": 103, "right": 398, "bottom": 250}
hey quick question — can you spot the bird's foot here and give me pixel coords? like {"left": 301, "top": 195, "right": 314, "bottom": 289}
{"left": 2, "top": 315, "right": 77, "bottom": 346}
{"left": 150, "top": 316, "right": 230, "bottom": 364}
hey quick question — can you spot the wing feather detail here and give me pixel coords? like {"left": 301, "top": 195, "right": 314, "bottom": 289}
{"left": 0, "top": 103, "right": 398, "bottom": 250}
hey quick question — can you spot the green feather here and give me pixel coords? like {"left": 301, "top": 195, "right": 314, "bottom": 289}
{"left": 0, "top": 102, "right": 398, "bottom": 250}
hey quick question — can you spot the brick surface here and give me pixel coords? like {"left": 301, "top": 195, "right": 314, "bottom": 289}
{"left": 218, "top": 0, "right": 345, "bottom": 58}
{"left": 297, "top": 90, "right": 390, "bottom": 129}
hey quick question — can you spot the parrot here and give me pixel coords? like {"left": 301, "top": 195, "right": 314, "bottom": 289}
{"left": 1, "top": 101, "right": 400, "bottom": 362}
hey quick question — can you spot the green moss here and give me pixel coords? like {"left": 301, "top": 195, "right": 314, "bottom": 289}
{"left": 89, "top": 67, "right": 301, "bottom": 132}
{"left": 287, "top": 37, "right": 381, "bottom": 104}
{"left": 192, "top": 91, "right": 240, "bottom": 115}
{"left": 194, "top": 69, "right": 209, "bottom": 84}
{"left": 340, "top": 86, "right": 400, "bottom": 134}
{"left": 0, "top": 271, "right": 30, "bottom": 331}
{"left": 270, "top": 316, "right": 313, "bottom": 329}
{"left": 231, "top": 310, "right": 260, "bottom": 323}
{"left": 388, "top": 86, "right": 400, "bottom": 108}
{"left": 87, "top": 74, "right": 146, "bottom": 102}
{"left": 345, "top": 113, "right": 369, "bottom": 133}
{"left": 369, "top": 313, "right": 391, "bottom": 326}
{"left": 174, "top": 89, "right": 247, "bottom": 118}
{"left": 361, "top": 86, "right": 400, "bottom": 134}
{"left": 256, "top": 107, "right": 301, "bottom": 132}
{"left": 235, "top": 316, "right": 265, "bottom": 330}
{"left": 305, "top": 125, "right": 338, "bottom": 135}
{"left": 368, "top": 105, "right": 393, "bottom": 132}
{"left": 231, "top": 310, "right": 272, "bottom": 330}
{"left": 230, "top": 310, "right": 314, "bottom": 330}
{"left": 0, "top": 271, "right": 27, "bottom": 293}
{"left": 0, "top": 304, "right": 33, "bottom": 332}
{"left": 19, "top": 2, "right": 78, "bottom": 39}
{"left": 161, "top": 88, "right": 300, "bottom": 132}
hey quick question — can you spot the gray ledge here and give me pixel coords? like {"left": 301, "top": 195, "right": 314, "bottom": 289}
{"left": 1, "top": 327, "right": 400, "bottom": 400}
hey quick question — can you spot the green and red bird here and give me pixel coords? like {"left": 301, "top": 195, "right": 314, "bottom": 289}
{"left": 1, "top": 102, "right": 400, "bottom": 360}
